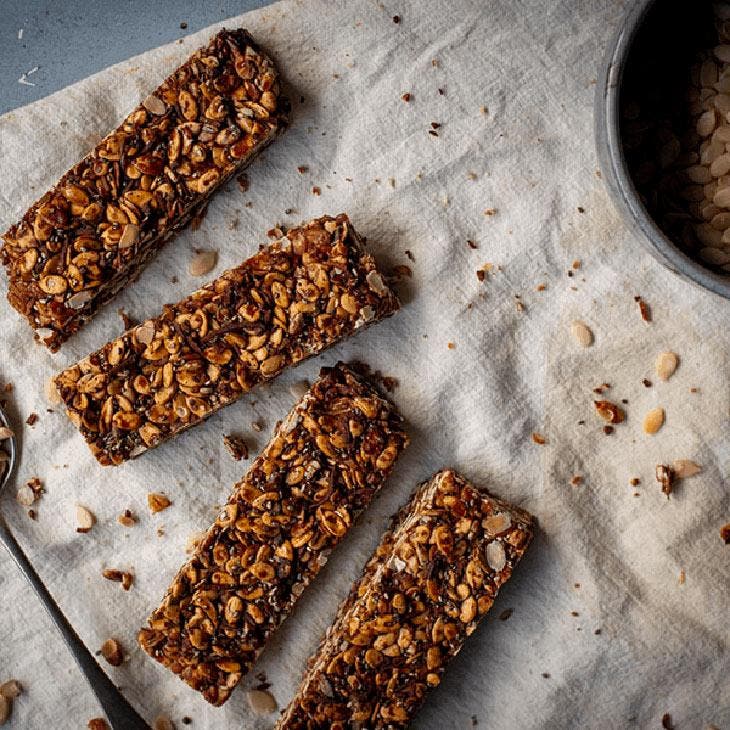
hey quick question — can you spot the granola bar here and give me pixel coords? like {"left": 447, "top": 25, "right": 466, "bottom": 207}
{"left": 54, "top": 214, "right": 399, "bottom": 465}
{"left": 137, "top": 363, "right": 409, "bottom": 706}
{"left": 277, "top": 469, "right": 534, "bottom": 729}
{"left": 1, "top": 28, "right": 289, "bottom": 351}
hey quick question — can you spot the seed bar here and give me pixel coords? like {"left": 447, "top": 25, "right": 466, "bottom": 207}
{"left": 277, "top": 469, "right": 534, "bottom": 730}
{"left": 1, "top": 28, "right": 289, "bottom": 351}
{"left": 54, "top": 214, "right": 399, "bottom": 465}
{"left": 137, "top": 362, "right": 409, "bottom": 706}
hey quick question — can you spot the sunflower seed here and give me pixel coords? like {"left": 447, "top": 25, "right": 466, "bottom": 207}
{"left": 189, "top": 249, "right": 218, "bottom": 277}
{"left": 247, "top": 689, "right": 277, "bottom": 715}
{"left": 570, "top": 320, "right": 593, "bottom": 347}
{"left": 643, "top": 407, "right": 665, "bottom": 435}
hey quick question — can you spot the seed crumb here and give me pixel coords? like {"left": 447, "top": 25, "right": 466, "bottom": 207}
{"left": 719, "top": 523, "right": 730, "bottom": 544}
{"left": 656, "top": 464, "right": 675, "bottom": 497}
{"left": 678, "top": 569, "right": 686, "bottom": 585}
{"left": 643, "top": 407, "right": 665, "bottom": 435}
{"left": 642, "top": 378, "right": 652, "bottom": 388}
{"left": 483, "top": 208, "right": 497, "bottom": 216}
{"left": 531, "top": 432, "right": 547, "bottom": 445}
{"left": 571, "top": 475, "right": 583, "bottom": 486}
{"left": 25, "top": 412, "right": 38, "bottom": 427}
{"left": 223, "top": 435, "right": 248, "bottom": 461}
{"left": 603, "top": 425, "right": 614, "bottom": 435}
{"left": 100, "top": 638, "right": 125, "bottom": 667}
{"left": 297, "top": 165, "right": 308, "bottom": 174}
{"left": 634, "top": 295, "right": 652, "bottom": 322}
{"left": 630, "top": 477, "right": 641, "bottom": 486}
{"left": 117, "top": 510, "right": 136, "bottom": 528}
{"left": 447, "top": 342, "right": 455, "bottom": 350}
{"left": 401, "top": 92, "right": 411, "bottom": 102}
{"left": 594, "top": 400, "right": 625, "bottom": 424}
{"left": 392, "top": 14, "right": 400, "bottom": 23}
{"left": 312, "top": 186, "right": 321, "bottom": 196}
{"left": 148, "top": 493, "right": 172, "bottom": 514}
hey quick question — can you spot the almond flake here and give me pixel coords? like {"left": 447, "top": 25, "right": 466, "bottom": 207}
{"left": 75, "top": 504, "right": 96, "bottom": 533}
{"left": 485, "top": 541, "right": 506, "bottom": 572}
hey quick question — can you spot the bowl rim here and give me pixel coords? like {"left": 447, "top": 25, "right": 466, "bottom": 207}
{"left": 595, "top": 0, "right": 730, "bottom": 300}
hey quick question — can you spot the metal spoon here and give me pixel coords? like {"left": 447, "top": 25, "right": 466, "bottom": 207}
{"left": 0, "top": 405, "right": 149, "bottom": 729}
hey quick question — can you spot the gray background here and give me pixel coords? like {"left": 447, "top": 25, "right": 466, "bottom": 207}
{"left": 0, "top": 0, "right": 272, "bottom": 115}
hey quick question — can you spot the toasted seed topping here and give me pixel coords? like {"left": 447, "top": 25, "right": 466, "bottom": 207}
{"left": 75, "top": 505, "right": 96, "bottom": 533}
{"left": 100, "top": 638, "right": 125, "bottom": 667}
{"left": 148, "top": 493, "right": 172, "bottom": 514}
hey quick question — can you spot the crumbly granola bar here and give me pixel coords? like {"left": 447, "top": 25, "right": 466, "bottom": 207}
{"left": 277, "top": 469, "right": 534, "bottom": 730}
{"left": 1, "top": 28, "right": 288, "bottom": 352}
{"left": 54, "top": 214, "right": 399, "bottom": 465}
{"left": 138, "top": 363, "right": 409, "bottom": 706}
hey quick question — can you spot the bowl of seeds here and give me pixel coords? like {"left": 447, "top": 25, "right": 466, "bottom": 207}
{"left": 596, "top": 0, "right": 730, "bottom": 298}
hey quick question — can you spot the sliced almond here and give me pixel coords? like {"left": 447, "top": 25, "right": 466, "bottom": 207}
{"left": 655, "top": 352, "right": 679, "bottom": 381}
{"left": 246, "top": 689, "right": 277, "bottom": 715}
{"left": 0, "top": 695, "right": 10, "bottom": 726}
{"left": 45, "top": 376, "right": 62, "bottom": 404}
{"left": 485, "top": 541, "right": 506, "bottom": 572}
{"left": 142, "top": 95, "right": 166, "bottom": 116}
{"left": 570, "top": 320, "right": 593, "bottom": 347}
{"left": 672, "top": 459, "right": 702, "bottom": 478}
{"left": 189, "top": 249, "right": 217, "bottom": 277}
{"left": 0, "top": 681, "right": 21, "bottom": 700}
{"left": 16, "top": 485, "right": 35, "bottom": 507}
{"left": 76, "top": 505, "right": 96, "bottom": 533}
{"left": 643, "top": 407, "right": 665, "bottom": 434}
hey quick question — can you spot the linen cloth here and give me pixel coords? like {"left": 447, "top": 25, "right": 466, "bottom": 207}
{"left": 0, "top": 0, "right": 728, "bottom": 727}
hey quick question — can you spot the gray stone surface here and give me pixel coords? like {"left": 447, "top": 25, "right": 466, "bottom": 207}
{"left": 0, "top": 0, "right": 272, "bottom": 115}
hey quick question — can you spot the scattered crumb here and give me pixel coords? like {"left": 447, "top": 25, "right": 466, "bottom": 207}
{"left": 236, "top": 174, "right": 249, "bottom": 193}
{"left": 661, "top": 713, "right": 673, "bottom": 730}
{"left": 148, "top": 493, "right": 172, "bottom": 514}
{"left": 634, "top": 295, "right": 652, "bottom": 322}
{"left": 536, "top": 283, "right": 546, "bottom": 291}
{"left": 88, "top": 720, "right": 110, "bottom": 730}
{"left": 297, "top": 165, "right": 308, "bottom": 174}
{"left": 594, "top": 628, "right": 601, "bottom": 635}
{"left": 603, "top": 425, "right": 614, "bottom": 435}
{"left": 401, "top": 92, "right": 411, "bottom": 102}
{"left": 594, "top": 400, "right": 625, "bottom": 424}
{"left": 678, "top": 569, "right": 686, "bottom": 585}
{"left": 480, "top": 105, "right": 488, "bottom": 115}
{"left": 570, "top": 475, "right": 583, "bottom": 487}
{"left": 572, "top": 259, "right": 581, "bottom": 269}
{"left": 223, "top": 435, "right": 249, "bottom": 461}
{"left": 642, "top": 378, "right": 652, "bottom": 388}
{"left": 720, "top": 523, "right": 730, "bottom": 544}
{"left": 392, "top": 14, "right": 400, "bottom": 23}
{"left": 531, "top": 432, "right": 547, "bottom": 445}
{"left": 577, "top": 206, "right": 585, "bottom": 213}
{"left": 99, "top": 638, "right": 125, "bottom": 667}
{"left": 541, "top": 672, "right": 551, "bottom": 679}
{"left": 483, "top": 208, "right": 497, "bottom": 216}
{"left": 656, "top": 464, "right": 675, "bottom": 497}
{"left": 630, "top": 477, "right": 641, "bottom": 486}
{"left": 447, "top": 342, "right": 455, "bottom": 350}
{"left": 251, "top": 420, "right": 263, "bottom": 433}
{"left": 117, "top": 510, "right": 137, "bottom": 528}
{"left": 311, "top": 186, "right": 321, "bottom": 196}
{"left": 101, "top": 568, "right": 134, "bottom": 591}
{"left": 25, "top": 413, "right": 38, "bottom": 427}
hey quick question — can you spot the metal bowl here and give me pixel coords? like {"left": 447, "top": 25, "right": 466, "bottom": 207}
{"left": 595, "top": 0, "right": 730, "bottom": 299}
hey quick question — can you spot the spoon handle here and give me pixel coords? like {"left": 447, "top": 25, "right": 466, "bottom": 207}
{"left": 0, "top": 520, "right": 149, "bottom": 729}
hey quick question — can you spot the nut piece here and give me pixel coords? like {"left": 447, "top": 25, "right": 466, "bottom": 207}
{"left": 0, "top": 681, "right": 22, "bottom": 700}
{"left": 0, "top": 696, "right": 10, "bottom": 727}
{"left": 153, "top": 716, "right": 176, "bottom": 730}
{"left": 102, "top": 568, "right": 134, "bottom": 591}
{"left": 656, "top": 464, "right": 675, "bottom": 497}
{"left": 147, "top": 493, "right": 172, "bottom": 514}
{"left": 643, "top": 407, "right": 665, "bottom": 434}
{"left": 594, "top": 400, "right": 625, "bottom": 424}
{"left": 76, "top": 504, "right": 96, "bottom": 533}
{"left": 223, "top": 435, "right": 248, "bottom": 461}
{"left": 672, "top": 459, "right": 702, "bottom": 478}
{"left": 142, "top": 95, "right": 166, "bottom": 115}
{"left": 570, "top": 320, "right": 593, "bottom": 347}
{"left": 16, "top": 485, "right": 36, "bottom": 507}
{"left": 720, "top": 523, "right": 730, "bottom": 544}
{"left": 655, "top": 352, "right": 679, "bottom": 381}
{"left": 117, "top": 509, "right": 137, "bottom": 527}
{"left": 100, "top": 638, "right": 125, "bottom": 667}
{"left": 247, "top": 689, "right": 277, "bottom": 715}
{"left": 189, "top": 249, "right": 218, "bottom": 277}
{"left": 88, "top": 720, "right": 110, "bottom": 730}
